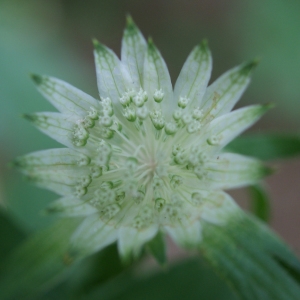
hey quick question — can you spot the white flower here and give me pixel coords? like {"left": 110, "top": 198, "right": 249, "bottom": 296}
{"left": 16, "top": 17, "right": 270, "bottom": 261}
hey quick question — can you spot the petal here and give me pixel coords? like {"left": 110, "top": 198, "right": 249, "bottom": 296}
{"left": 71, "top": 215, "right": 118, "bottom": 256}
{"left": 198, "top": 191, "right": 241, "bottom": 224}
{"left": 201, "top": 60, "right": 258, "bottom": 121}
{"left": 93, "top": 40, "right": 132, "bottom": 104}
{"left": 45, "top": 196, "right": 98, "bottom": 216}
{"left": 121, "top": 16, "right": 147, "bottom": 89}
{"left": 118, "top": 225, "right": 158, "bottom": 261}
{"left": 174, "top": 41, "right": 212, "bottom": 106}
{"left": 165, "top": 219, "right": 202, "bottom": 249}
{"left": 14, "top": 148, "right": 89, "bottom": 168}
{"left": 203, "top": 104, "right": 271, "bottom": 151}
{"left": 203, "top": 153, "right": 271, "bottom": 189}
{"left": 15, "top": 149, "right": 91, "bottom": 196}
{"left": 24, "top": 112, "right": 75, "bottom": 148}
{"left": 31, "top": 75, "right": 99, "bottom": 116}
{"left": 143, "top": 39, "right": 173, "bottom": 116}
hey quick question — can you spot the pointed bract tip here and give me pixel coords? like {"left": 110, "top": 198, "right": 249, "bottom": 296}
{"left": 30, "top": 73, "right": 43, "bottom": 85}
{"left": 240, "top": 58, "right": 261, "bottom": 75}
{"left": 263, "top": 165, "right": 276, "bottom": 177}
{"left": 200, "top": 39, "right": 208, "bottom": 49}
{"left": 262, "top": 102, "right": 275, "bottom": 111}
{"left": 43, "top": 206, "right": 62, "bottom": 215}
{"left": 7, "top": 160, "right": 17, "bottom": 169}
{"left": 126, "top": 14, "right": 134, "bottom": 27}
{"left": 22, "top": 113, "right": 37, "bottom": 122}
{"left": 92, "top": 38, "right": 104, "bottom": 51}
{"left": 147, "top": 37, "right": 155, "bottom": 51}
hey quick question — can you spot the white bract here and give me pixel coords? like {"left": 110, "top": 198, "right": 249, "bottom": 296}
{"left": 17, "top": 17, "right": 270, "bottom": 261}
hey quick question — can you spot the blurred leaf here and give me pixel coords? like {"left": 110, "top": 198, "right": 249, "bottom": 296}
{"left": 84, "top": 258, "right": 235, "bottom": 300}
{"left": 65, "top": 243, "right": 127, "bottom": 297}
{"left": 199, "top": 213, "right": 300, "bottom": 300}
{"left": 146, "top": 231, "right": 167, "bottom": 266}
{"left": 226, "top": 134, "right": 300, "bottom": 160}
{"left": 0, "top": 218, "right": 82, "bottom": 300}
{"left": 248, "top": 185, "right": 271, "bottom": 222}
{"left": 0, "top": 209, "right": 27, "bottom": 265}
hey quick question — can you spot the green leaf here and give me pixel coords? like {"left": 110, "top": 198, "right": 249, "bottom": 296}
{"left": 199, "top": 213, "right": 300, "bottom": 300}
{"left": 84, "top": 258, "right": 235, "bottom": 300}
{"left": 0, "top": 209, "right": 27, "bottom": 266}
{"left": 65, "top": 243, "right": 127, "bottom": 297}
{"left": 248, "top": 185, "right": 271, "bottom": 222}
{"left": 0, "top": 218, "right": 82, "bottom": 300}
{"left": 226, "top": 134, "right": 300, "bottom": 160}
{"left": 146, "top": 231, "right": 167, "bottom": 266}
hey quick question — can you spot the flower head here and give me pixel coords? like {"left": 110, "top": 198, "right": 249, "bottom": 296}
{"left": 16, "top": 17, "right": 270, "bottom": 261}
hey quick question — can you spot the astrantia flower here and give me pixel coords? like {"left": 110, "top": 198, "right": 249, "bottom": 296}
{"left": 16, "top": 17, "right": 271, "bottom": 261}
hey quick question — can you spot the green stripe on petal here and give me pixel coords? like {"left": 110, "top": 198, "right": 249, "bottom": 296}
{"left": 70, "top": 215, "right": 118, "bottom": 257}
{"left": 174, "top": 40, "right": 212, "bottom": 106}
{"left": 93, "top": 40, "right": 132, "bottom": 104}
{"left": 31, "top": 75, "right": 99, "bottom": 116}
{"left": 121, "top": 16, "right": 147, "bottom": 89}
{"left": 143, "top": 39, "right": 173, "bottom": 115}
{"left": 201, "top": 60, "right": 258, "bottom": 121}
{"left": 118, "top": 225, "right": 158, "bottom": 262}
{"left": 44, "top": 196, "right": 98, "bottom": 217}
{"left": 203, "top": 153, "right": 272, "bottom": 189}
{"left": 13, "top": 148, "right": 89, "bottom": 169}
{"left": 24, "top": 112, "right": 75, "bottom": 148}
{"left": 203, "top": 104, "right": 271, "bottom": 151}
{"left": 199, "top": 212, "right": 300, "bottom": 300}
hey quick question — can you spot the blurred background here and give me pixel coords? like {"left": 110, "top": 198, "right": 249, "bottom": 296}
{"left": 1, "top": 0, "right": 300, "bottom": 260}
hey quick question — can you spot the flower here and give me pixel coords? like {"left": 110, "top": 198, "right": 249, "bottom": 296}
{"left": 16, "top": 17, "right": 271, "bottom": 261}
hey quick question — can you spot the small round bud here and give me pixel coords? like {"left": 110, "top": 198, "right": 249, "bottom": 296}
{"left": 191, "top": 192, "right": 203, "bottom": 206}
{"left": 100, "top": 115, "right": 113, "bottom": 127}
{"left": 119, "top": 93, "right": 131, "bottom": 106}
{"left": 82, "top": 117, "right": 95, "bottom": 128}
{"left": 194, "top": 165, "right": 206, "bottom": 179}
{"left": 73, "top": 138, "right": 87, "bottom": 147}
{"left": 151, "top": 117, "right": 165, "bottom": 130}
{"left": 170, "top": 175, "right": 183, "bottom": 189}
{"left": 74, "top": 186, "right": 87, "bottom": 197}
{"left": 77, "top": 155, "right": 90, "bottom": 166}
{"left": 182, "top": 113, "right": 193, "bottom": 125}
{"left": 187, "top": 120, "right": 201, "bottom": 133}
{"left": 178, "top": 96, "right": 189, "bottom": 108}
{"left": 207, "top": 135, "right": 220, "bottom": 146}
{"left": 100, "top": 128, "right": 114, "bottom": 139}
{"left": 132, "top": 190, "right": 145, "bottom": 204}
{"left": 123, "top": 107, "right": 136, "bottom": 122}
{"left": 133, "top": 216, "right": 144, "bottom": 229}
{"left": 153, "top": 89, "right": 164, "bottom": 103}
{"left": 174, "top": 151, "right": 186, "bottom": 165}
{"left": 133, "top": 94, "right": 145, "bottom": 107}
{"left": 136, "top": 106, "right": 148, "bottom": 120}
{"left": 192, "top": 107, "right": 203, "bottom": 120}
{"left": 173, "top": 109, "right": 183, "bottom": 120}
{"left": 100, "top": 203, "right": 120, "bottom": 219}
{"left": 90, "top": 166, "right": 102, "bottom": 178}
{"left": 172, "top": 144, "right": 181, "bottom": 156}
{"left": 155, "top": 198, "right": 165, "bottom": 211}
{"left": 165, "top": 122, "right": 177, "bottom": 135}
{"left": 88, "top": 107, "right": 99, "bottom": 120}
{"left": 78, "top": 175, "right": 92, "bottom": 187}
